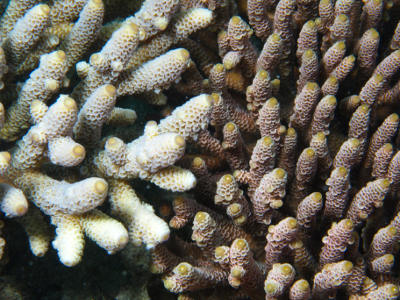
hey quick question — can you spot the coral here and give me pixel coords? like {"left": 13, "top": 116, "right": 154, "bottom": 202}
{"left": 59, "top": 0, "right": 105, "bottom": 70}
{"left": 3, "top": 4, "right": 50, "bottom": 70}
{"left": 1, "top": 0, "right": 400, "bottom": 299}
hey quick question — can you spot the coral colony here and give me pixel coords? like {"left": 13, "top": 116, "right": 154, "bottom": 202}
{"left": 0, "top": 0, "right": 400, "bottom": 299}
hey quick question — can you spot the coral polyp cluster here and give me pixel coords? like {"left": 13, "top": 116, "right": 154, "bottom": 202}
{"left": 0, "top": 0, "right": 400, "bottom": 299}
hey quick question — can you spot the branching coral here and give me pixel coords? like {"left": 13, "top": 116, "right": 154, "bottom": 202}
{"left": 0, "top": 0, "right": 215, "bottom": 269}
{"left": 0, "top": 0, "right": 400, "bottom": 299}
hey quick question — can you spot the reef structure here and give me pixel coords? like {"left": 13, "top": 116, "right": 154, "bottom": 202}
{"left": 0, "top": 0, "right": 399, "bottom": 299}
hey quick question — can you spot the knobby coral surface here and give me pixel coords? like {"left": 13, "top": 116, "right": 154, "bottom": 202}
{"left": 0, "top": 0, "right": 400, "bottom": 299}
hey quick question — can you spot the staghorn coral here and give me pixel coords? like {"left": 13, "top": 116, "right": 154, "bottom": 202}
{"left": 0, "top": 0, "right": 400, "bottom": 299}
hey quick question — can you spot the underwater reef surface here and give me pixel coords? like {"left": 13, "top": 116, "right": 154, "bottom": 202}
{"left": 0, "top": 0, "right": 400, "bottom": 299}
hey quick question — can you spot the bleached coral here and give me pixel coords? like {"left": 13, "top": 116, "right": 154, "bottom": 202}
{"left": 0, "top": 184, "right": 28, "bottom": 217}
{"left": 60, "top": 0, "right": 105, "bottom": 69}
{"left": 0, "top": 50, "right": 68, "bottom": 141}
{"left": 158, "top": 93, "right": 214, "bottom": 139}
{"left": 3, "top": 4, "right": 50, "bottom": 69}
{"left": 117, "top": 48, "right": 192, "bottom": 95}
{"left": 0, "top": 0, "right": 218, "bottom": 273}
{"left": 15, "top": 171, "right": 108, "bottom": 215}
{"left": 2, "top": 1, "right": 400, "bottom": 299}
{"left": 109, "top": 180, "right": 170, "bottom": 249}
{"left": 73, "top": 84, "right": 117, "bottom": 145}
{"left": 95, "top": 93, "right": 212, "bottom": 191}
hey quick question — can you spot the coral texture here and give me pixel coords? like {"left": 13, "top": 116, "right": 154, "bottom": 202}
{"left": 0, "top": 0, "right": 400, "bottom": 299}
